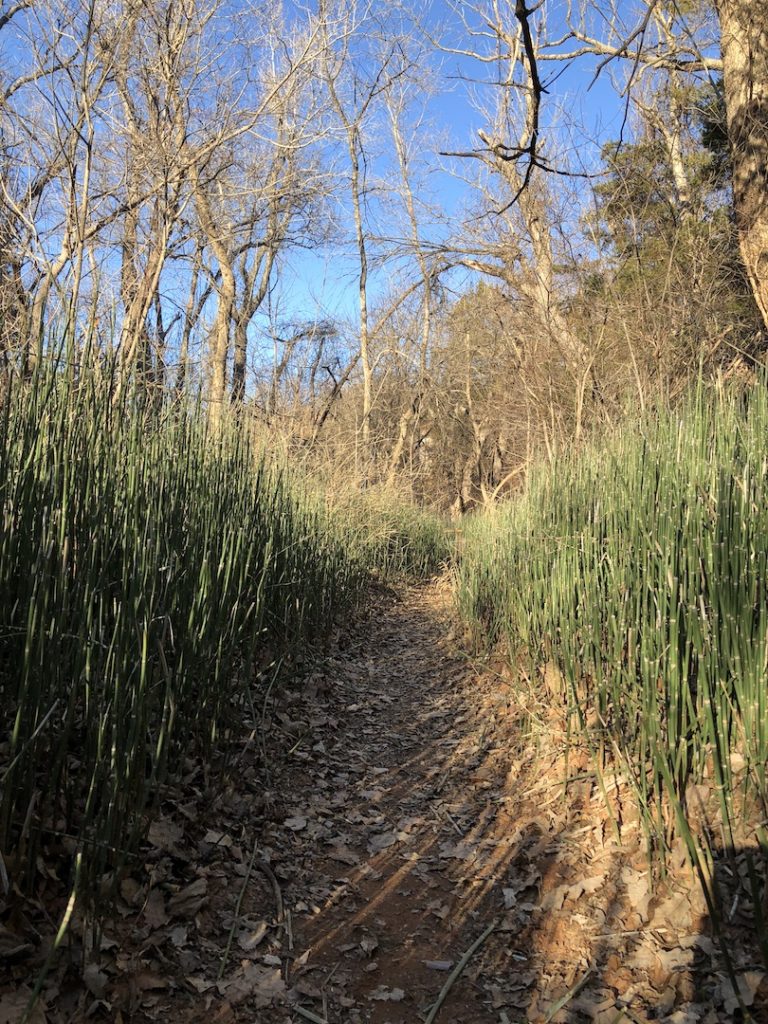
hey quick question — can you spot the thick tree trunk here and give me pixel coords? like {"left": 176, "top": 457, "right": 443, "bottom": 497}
{"left": 716, "top": 0, "right": 768, "bottom": 331}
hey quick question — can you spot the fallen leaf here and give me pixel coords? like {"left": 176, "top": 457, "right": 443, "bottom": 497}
{"left": 143, "top": 888, "right": 169, "bottom": 929}
{"left": 131, "top": 970, "right": 168, "bottom": 992}
{"left": 284, "top": 816, "right": 308, "bottom": 832}
{"left": 0, "top": 988, "right": 46, "bottom": 1024}
{"left": 83, "top": 963, "right": 110, "bottom": 1000}
{"left": 0, "top": 925, "right": 34, "bottom": 961}
{"left": 369, "top": 832, "right": 397, "bottom": 853}
{"left": 238, "top": 921, "right": 268, "bottom": 952}
{"left": 439, "top": 840, "right": 477, "bottom": 860}
{"left": 622, "top": 867, "right": 651, "bottom": 922}
{"left": 119, "top": 876, "right": 143, "bottom": 907}
{"left": 328, "top": 843, "right": 360, "bottom": 866}
{"left": 540, "top": 884, "right": 568, "bottom": 912}
{"left": 664, "top": 1008, "right": 703, "bottom": 1024}
{"left": 652, "top": 890, "right": 693, "bottom": 932}
{"left": 292, "top": 980, "right": 323, "bottom": 1000}
{"left": 148, "top": 817, "right": 183, "bottom": 852}
{"left": 203, "top": 830, "right": 233, "bottom": 848}
{"left": 168, "top": 876, "right": 208, "bottom": 918}
{"left": 187, "top": 976, "right": 215, "bottom": 994}
{"left": 502, "top": 888, "right": 517, "bottom": 910}
{"left": 370, "top": 986, "right": 405, "bottom": 1002}
{"left": 219, "top": 963, "right": 286, "bottom": 1007}
{"left": 720, "top": 972, "right": 764, "bottom": 1014}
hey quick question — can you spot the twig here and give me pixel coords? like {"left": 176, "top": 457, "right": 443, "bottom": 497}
{"left": 543, "top": 968, "right": 593, "bottom": 1023}
{"left": 254, "top": 855, "right": 285, "bottom": 925}
{"left": 218, "top": 841, "right": 285, "bottom": 980}
{"left": 424, "top": 920, "right": 496, "bottom": 1024}
{"left": 218, "top": 836, "right": 261, "bottom": 980}
{"left": 294, "top": 1007, "right": 328, "bottom": 1024}
{"left": 444, "top": 809, "right": 465, "bottom": 836}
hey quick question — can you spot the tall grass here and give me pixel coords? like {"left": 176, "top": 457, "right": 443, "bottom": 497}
{"left": 330, "top": 487, "right": 450, "bottom": 578}
{"left": 456, "top": 378, "right": 768, "bottom": 867}
{"left": 0, "top": 365, "right": 438, "bottom": 913}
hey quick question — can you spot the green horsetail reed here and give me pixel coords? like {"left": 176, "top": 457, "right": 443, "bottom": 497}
{"left": 456, "top": 377, "right": 768, "bottom": 875}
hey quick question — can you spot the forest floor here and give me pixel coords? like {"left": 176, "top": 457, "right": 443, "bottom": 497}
{"left": 4, "top": 580, "right": 767, "bottom": 1023}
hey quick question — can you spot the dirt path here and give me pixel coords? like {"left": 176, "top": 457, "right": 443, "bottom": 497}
{"left": 202, "top": 581, "right": 762, "bottom": 1024}
{"left": 258, "top": 579, "right": 526, "bottom": 1023}
{"left": 10, "top": 580, "right": 764, "bottom": 1023}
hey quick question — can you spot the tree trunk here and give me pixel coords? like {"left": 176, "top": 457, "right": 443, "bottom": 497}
{"left": 191, "top": 163, "right": 235, "bottom": 429}
{"left": 231, "top": 314, "right": 248, "bottom": 405}
{"left": 716, "top": 0, "right": 768, "bottom": 331}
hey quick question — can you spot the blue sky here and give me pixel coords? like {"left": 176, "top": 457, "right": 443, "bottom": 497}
{"left": 274, "top": 0, "right": 630, "bottom": 329}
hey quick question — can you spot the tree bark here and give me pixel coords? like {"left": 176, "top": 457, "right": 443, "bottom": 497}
{"left": 191, "top": 162, "right": 235, "bottom": 429}
{"left": 716, "top": 0, "right": 768, "bottom": 331}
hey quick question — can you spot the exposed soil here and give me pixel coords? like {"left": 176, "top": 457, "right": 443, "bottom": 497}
{"left": 3, "top": 580, "right": 767, "bottom": 1023}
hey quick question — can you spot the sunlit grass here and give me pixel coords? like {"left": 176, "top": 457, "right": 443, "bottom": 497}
{"left": 455, "top": 377, "right": 768, "bottom": 869}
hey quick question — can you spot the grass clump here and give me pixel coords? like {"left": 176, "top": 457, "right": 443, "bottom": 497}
{"left": 330, "top": 487, "right": 450, "bottom": 579}
{"left": 0, "top": 367, "right": 376, "bottom": 910}
{"left": 455, "top": 378, "right": 768, "bottom": 865}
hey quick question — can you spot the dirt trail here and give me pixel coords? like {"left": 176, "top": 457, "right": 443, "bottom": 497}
{"left": 260, "top": 579, "right": 527, "bottom": 1023}
{"left": 11, "top": 580, "right": 763, "bottom": 1023}
{"left": 221, "top": 581, "right": 763, "bottom": 1024}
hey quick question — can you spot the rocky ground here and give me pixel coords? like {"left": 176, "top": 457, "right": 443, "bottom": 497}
{"left": 2, "top": 580, "right": 766, "bottom": 1022}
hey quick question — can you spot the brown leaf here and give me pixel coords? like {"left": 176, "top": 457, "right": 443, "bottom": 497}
{"left": 147, "top": 817, "right": 183, "bottom": 853}
{"left": 219, "top": 963, "right": 286, "bottom": 1008}
{"left": 438, "top": 840, "right": 477, "bottom": 860}
{"left": 143, "top": 888, "right": 169, "bottom": 929}
{"left": 368, "top": 832, "right": 397, "bottom": 853}
{"left": 203, "top": 830, "right": 233, "bottom": 848}
{"left": 186, "top": 976, "right": 215, "bottom": 994}
{"left": 238, "top": 921, "right": 269, "bottom": 952}
{"left": 293, "top": 980, "right": 323, "bottom": 1000}
{"left": 0, "top": 988, "right": 46, "bottom": 1024}
{"left": 168, "top": 877, "right": 208, "bottom": 918}
{"left": 119, "top": 876, "right": 143, "bottom": 907}
{"left": 131, "top": 970, "right": 168, "bottom": 992}
{"left": 284, "top": 816, "right": 308, "bottom": 832}
{"left": 83, "top": 963, "right": 110, "bottom": 1000}
{"left": 328, "top": 843, "right": 360, "bottom": 866}
{"left": 621, "top": 867, "right": 651, "bottom": 922}
{"left": 0, "top": 925, "right": 34, "bottom": 961}
{"left": 720, "top": 971, "right": 764, "bottom": 1014}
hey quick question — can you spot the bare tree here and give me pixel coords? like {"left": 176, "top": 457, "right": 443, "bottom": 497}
{"left": 442, "top": 0, "right": 595, "bottom": 442}
{"left": 382, "top": 56, "right": 442, "bottom": 486}
{"left": 317, "top": 0, "right": 411, "bottom": 478}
